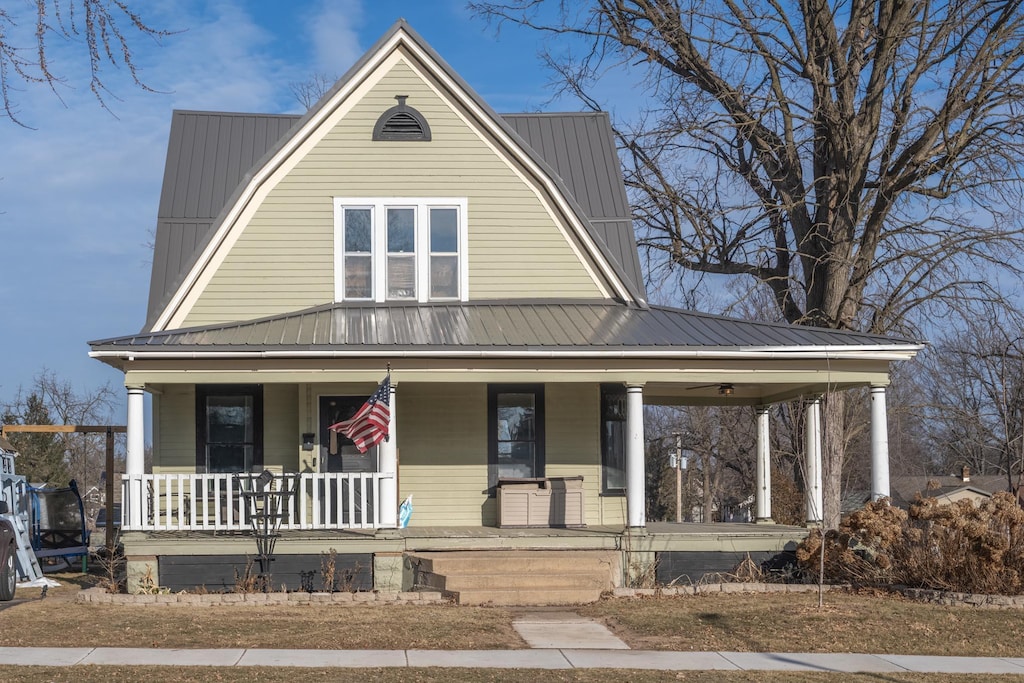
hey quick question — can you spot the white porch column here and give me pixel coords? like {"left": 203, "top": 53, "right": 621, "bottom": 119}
{"left": 755, "top": 405, "right": 773, "bottom": 523}
{"left": 379, "top": 382, "right": 399, "bottom": 528}
{"left": 126, "top": 385, "right": 146, "bottom": 527}
{"left": 804, "top": 396, "right": 823, "bottom": 525}
{"left": 625, "top": 384, "right": 646, "bottom": 529}
{"left": 870, "top": 385, "right": 891, "bottom": 501}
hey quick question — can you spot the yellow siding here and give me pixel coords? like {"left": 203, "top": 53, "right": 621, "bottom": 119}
{"left": 264, "top": 384, "right": 298, "bottom": 470}
{"left": 545, "top": 384, "right": 601, "bottom": 526}
{"left": 183, "top": 55, "right": 603, "bottom": 327}
{"left": 397, "top": 383, "right": 617, "bottom": 527}
{"left": 544, "top": 384, "right": 625, "bottom": 526}
{"left": 153, "top": 384, "right": 195, "bottom": 473}
{"left": 398, "top": 383, "right": 490, "bottom": 525}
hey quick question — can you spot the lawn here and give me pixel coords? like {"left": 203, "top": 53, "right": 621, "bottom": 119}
{"left": 579, "top": 590, "right": 1024, "bottom": 657}
{"left": 3, "top": 575, "right": 1023, "bottom": 659}
{"left": 2, "top": 575, "right": 1023, "bottom": 683}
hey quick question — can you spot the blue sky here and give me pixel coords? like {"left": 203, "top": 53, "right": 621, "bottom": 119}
{"left": 0, "top": 0, "right": 609, "bottom": 417}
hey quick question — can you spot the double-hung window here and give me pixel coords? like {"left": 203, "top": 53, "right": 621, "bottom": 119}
{"left": 488, "top": 384, "right": 545, "bottom": 490}
{"left": 195, "top": 385, "right": 263, "bottom": 473}
{"left": 600, "top": 384, "right": 626, "bottom": 495}
{"left": 334, "top": 198, "right": 468, "bottom": 302}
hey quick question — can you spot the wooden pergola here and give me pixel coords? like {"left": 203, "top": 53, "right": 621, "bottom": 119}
{"left": 0, "top": 424, "right": 126, "bottom": 551}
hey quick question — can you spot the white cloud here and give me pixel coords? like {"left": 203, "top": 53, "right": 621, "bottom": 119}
{"left": 0, "top": 0, "right": 320, "bottom": 405}
{"left": 304, "top": 0, "right": 365, "bottom": 77}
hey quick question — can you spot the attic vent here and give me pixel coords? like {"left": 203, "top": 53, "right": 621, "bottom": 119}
{"left": 373, "top": 95, "right": 431, "bottom": 141}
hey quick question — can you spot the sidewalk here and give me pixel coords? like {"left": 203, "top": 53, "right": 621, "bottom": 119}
{"left": 1, "top": 647, "right": 1023, "bottom": 673}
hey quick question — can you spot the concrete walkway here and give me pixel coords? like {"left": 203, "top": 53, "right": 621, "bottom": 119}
{"left": 0, "top": 647, "right": 1022, "bottom": 673}
{"left": 512, "top": 611, "right": 630, "bottom": 649}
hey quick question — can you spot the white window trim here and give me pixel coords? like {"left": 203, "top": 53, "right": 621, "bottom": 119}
{"left": 334, "top": 197, "right": 469, "bottom": 303}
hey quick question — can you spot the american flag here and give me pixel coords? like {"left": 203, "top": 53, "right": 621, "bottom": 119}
{"left": 329, "top": 376, "right": 391, "bottom": 453}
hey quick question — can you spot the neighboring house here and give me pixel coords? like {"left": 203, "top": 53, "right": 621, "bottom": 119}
{"left": 89, "top": 21, "right": 923, "bottom": 594}
{"left": 890, "top": 467, "right": 1015, "bottom": 508}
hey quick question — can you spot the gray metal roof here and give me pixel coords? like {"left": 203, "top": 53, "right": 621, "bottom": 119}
{"left": 147, "top": 111, "right": 300, "bottom": 324}
{"left": 503, "top": 113, "right": 644, "bottom": 295}
{"left": 93, "top": 300, "right": 920, "bottom": 354}
{"left": 143, "top": 22, "right": 648, "bottom": 330}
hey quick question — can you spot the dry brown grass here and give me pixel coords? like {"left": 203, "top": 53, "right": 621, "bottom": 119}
{"left": 6, "top": 575, "right": 1024, "bottom": 658}
{"left": 579, "top": 590, "right": 1024, "bottom": 656}
{"left": 0, "top": 588, "right": 520, "bottom": 649}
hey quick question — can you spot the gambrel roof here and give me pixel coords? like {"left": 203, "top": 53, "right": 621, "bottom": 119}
{"left": 144, "top": 20, "right": 645, "bottom": 332}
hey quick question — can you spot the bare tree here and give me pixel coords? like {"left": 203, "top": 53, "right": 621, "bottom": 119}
{"left": 472, "top": 0, "right": 1024, "bottom": 526}
{"left": 2, "top": 369, "right": 118, "bottom": 497}
{"left": 0, "top": 0, "right": 172, "bottom": 125}
{"left": 920, "top": 311, "right": 1024, "bottom": 492}
{"left": 646, "top": 404, "right": 757, "bottom": 522}
{"left": 290, "top": 72, "right": 336, "bottom": 110}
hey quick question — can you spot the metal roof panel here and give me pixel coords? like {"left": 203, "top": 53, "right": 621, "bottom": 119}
{"left": 91, "top": 301, "right": 923, "bottom": 353}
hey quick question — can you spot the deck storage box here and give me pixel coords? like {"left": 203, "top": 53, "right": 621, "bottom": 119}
{"left": 497, "top": 476, "right": 585, "bottom": 528}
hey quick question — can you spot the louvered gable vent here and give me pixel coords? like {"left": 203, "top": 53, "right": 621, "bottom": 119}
{"left": 373, "top": 95, "right": 431, "bottom": 141}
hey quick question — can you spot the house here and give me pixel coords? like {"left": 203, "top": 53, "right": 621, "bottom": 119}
{"left": 89, "top": 21, "right": 923, "bottom": 598}
{"left": 890, "top": 467, "right": 1015, "bottom": 508}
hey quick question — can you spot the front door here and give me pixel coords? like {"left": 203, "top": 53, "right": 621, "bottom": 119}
{"left": 317, "top": 396, "right": 377, "bottom": 525}
{"left": 318, "top": 396, "right": 378, "bottom": 473}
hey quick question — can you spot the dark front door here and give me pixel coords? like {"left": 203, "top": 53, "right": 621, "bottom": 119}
{"left": 319, "top": 396, "right": 378, "bottom": 473}
{"left": 318, "top": 396, "right": 377, "bottom": 526}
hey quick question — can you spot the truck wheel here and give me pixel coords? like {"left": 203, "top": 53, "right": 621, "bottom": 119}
{"left": 0, "top": 546, "right": 15, "bottom": 601}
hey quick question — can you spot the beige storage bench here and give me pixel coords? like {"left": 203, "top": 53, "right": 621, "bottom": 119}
{"left": 496, "top": 476, "right": 585, "bottom": 528}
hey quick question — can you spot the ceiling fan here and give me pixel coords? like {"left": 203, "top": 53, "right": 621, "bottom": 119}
{"left": 684, "top": 383, "right": 736, "bottom": 396}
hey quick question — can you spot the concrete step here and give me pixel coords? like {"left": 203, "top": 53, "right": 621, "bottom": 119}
{"left": 453, "top": 587, "right": 605, "bottom": 606}
{"left": 407, "top": 550, "right": 619, "bottom": 606}
{"left": 411, "top": 550, "right": 617, "bottom": 575}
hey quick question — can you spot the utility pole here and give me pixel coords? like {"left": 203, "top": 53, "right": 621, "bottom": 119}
{"left": 675, "top": 433, "right": 683, "bottom": 524}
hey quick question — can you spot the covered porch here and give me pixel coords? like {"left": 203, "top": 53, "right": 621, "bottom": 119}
{"left": 115, "top": 368, "right": 905, "bottom": 535}
{"left": 89, "top": 301, "right": 924, "bottom": 598}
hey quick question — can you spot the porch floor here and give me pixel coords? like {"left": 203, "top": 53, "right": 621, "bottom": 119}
{"left": 118, "top": 521, "right": 810, "bottom": 556}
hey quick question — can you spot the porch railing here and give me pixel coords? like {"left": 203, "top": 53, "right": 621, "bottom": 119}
{"left": 120, "top": 472, "right": 394, "bottom": 532}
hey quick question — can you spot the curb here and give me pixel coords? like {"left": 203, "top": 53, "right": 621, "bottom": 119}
{"left": 76, "top": 587, "right": 447, "bottom": 606}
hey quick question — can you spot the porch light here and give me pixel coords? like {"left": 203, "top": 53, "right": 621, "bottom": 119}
{"left": 718, "top": 384, "right": 735, "bottom": 396}
{"left": 301, "top": 432, "right": 315, "bottom": 451}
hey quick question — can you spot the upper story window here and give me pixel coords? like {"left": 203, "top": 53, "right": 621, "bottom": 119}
{"left": 334, "top": 198, "right": 468, "bottom": 303}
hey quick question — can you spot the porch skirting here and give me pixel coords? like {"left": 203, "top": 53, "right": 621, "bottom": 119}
{"left": 118, "top": 522, "right": 809, "bottom": 597}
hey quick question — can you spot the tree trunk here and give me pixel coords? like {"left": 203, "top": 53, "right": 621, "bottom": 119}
{"left": 821, "top": 392, "right": 846, "bottom": 529}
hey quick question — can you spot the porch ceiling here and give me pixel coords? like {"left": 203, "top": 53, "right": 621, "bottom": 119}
{"left": 124, "top": 365, "right": 887, "bottom": 406}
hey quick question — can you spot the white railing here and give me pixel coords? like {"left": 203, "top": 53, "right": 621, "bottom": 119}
{"left": 120, "top": 472, "right": 394, "bottom": 532}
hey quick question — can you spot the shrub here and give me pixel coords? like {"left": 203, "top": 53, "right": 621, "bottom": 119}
{"left": 796, "top": 492, "right": 1024, "bottom": 595}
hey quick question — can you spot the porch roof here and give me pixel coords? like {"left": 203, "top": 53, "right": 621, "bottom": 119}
{"left": 90, "top": 300, "right": 923, "bottom": 360}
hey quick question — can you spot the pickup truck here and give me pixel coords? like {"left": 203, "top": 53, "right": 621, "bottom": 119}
{"left": 0, "top": 501, "right": 17, "bottom": 600}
